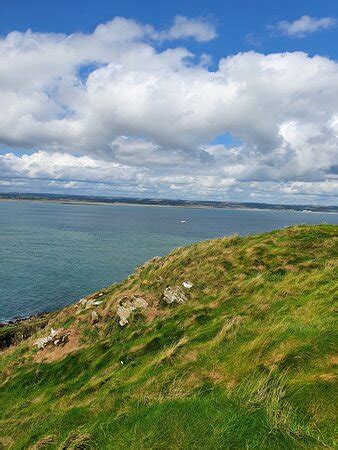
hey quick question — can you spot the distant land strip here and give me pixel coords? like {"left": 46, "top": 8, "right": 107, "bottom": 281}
{"left": 0, "top": 192, "right": 337, "bottom": 213}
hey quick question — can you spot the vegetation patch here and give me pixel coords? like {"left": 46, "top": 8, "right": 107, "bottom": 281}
{"left": 0, "top": 225, "right": 337, "bottom": 449}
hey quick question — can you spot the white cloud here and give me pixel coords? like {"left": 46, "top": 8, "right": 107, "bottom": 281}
{"left": 0, "top": 17, "right": 337, "bottom": 204}
{"left": 0, "top": 151, "right": 138, "bottom": 183}
{"left": 1, "top": 150, "right": 337, "bottom": 204}
{"left": 166, "top": 16, "right": 217, "bottom": 42}
{"left": 274, "top": 15, "right": 337, "bottom": 38}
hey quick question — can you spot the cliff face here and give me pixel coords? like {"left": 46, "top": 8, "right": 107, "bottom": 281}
{"left": 0, "top": 314, "right": 53, "bottom": 350}
{"left": 1, "top": 225, "right": 337, "bottom": 449}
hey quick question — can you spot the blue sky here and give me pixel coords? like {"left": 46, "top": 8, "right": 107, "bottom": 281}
{"left": 0, "top": 0, "right": 337, "bottom": 204}
{"left": 2, "top": 0, "right": 337, "bottom": 58}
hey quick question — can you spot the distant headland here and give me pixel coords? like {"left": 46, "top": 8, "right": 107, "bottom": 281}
{"left": 0, "top": 192, "right": 337, "bottom": 213}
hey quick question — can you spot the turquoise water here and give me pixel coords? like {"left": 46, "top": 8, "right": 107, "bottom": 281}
{"left": 0, "top": 200, "right": 337, "bottom": 322}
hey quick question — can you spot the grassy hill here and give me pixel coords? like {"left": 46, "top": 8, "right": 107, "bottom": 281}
{"left": 0, "top": 225, "right": 337, "bottom": 449}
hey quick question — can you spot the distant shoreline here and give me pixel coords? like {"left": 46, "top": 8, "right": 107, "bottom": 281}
{"left": 0, "top": 311, "right": 49, "bottom": 328}
{"left": 0, "top": 195, "right": 337, "bottom": 214}
{"left": 0, "top": 197, "right": 287, "bottom": 213}
{"left": 0, "top": 197, "right": 276, "bottom": 211}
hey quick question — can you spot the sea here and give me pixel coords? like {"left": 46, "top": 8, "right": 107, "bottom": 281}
{"left": 0, "top": 200, "right": 337, "bottom": 322}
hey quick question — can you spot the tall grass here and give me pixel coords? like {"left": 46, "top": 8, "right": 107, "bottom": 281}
{"left": 0, "top": 225, "right": 337, "bottom": 449}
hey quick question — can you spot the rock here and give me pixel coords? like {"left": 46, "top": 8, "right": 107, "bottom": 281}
{"left": 162, "top": 286, "right": 187, "bottom": 305}
{"left": 34, "top": 328, "right": 71, "bottom": 349}
{"left": 85, "top": 299, "right": 95, "bottom": 309}
{"left": 53, "top": 332, "right": 69, "bottom": 346}
{"left": 91, "top": 311, "right": 99, "bottom": 325}
{"left": 136, "top": 256, "right": 162, "bottom": 273}
{"left": 116, "top": 306, "right": 131, "bottom": 327}
{"left": 76, "top": 298, "right": 88, "bottom": 313}
{"left": 34, "top": 328, "right": 61, "bottom": 349}
{"left": 182, "top": 281, "right": 193, "bottom": 289}
{"left": 0, "top": 314, "right": 50, "bottom": 350}
{"left": 34, "top": 336, "right": 50, "bottom": 349}
{"left": 132, "top": 296, "right": 148, "bottom": 308}
{"left": 116, "top": 295, "right": 149, "bottom": 327}
{"left": 77, "top": 295, "right": 103, "bottom": 310}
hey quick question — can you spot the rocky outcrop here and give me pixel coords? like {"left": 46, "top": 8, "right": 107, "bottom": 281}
{"left": 34, "top": 329, "right": 59, "bottom": 349}
{"left": 135, "top": 256, "right": 162, "bottom": 273}
{"left": 34, "top": 328, "right": 70, "bottom": 349}
{"left": 162, "top": 286, "right": 187, "bottom": 305}
{"left": 77, "top": 296, "right": 103, "bottom": 311}
{"left": 53, "top": 332, "right": 70, "bottom": 347}
{"left": 116, "top": 295, "right": 149, "bottom": 326}
{"left": 90, "top": 311, "right": 99, "bottom": 325}
{"left": 0, "top": 314, "right": 50, "bottom": 350}
{"left": 182, "top": 281, "right": 193, "bottom": 289}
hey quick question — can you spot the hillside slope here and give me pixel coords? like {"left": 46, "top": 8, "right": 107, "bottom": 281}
{"left": 0, "top": 225, "right": 337, "bottom": 449}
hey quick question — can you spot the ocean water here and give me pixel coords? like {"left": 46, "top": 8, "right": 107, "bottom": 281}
{"left": 0, "top": 200, "right": 337, "bottom": 322}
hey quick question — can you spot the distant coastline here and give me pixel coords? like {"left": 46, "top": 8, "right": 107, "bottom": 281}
{"left": 0, "top": 192, "right": 337, "bottom": 213}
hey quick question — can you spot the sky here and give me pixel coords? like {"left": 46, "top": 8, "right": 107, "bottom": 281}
{"left": 0, "top": 0, "right": 337, "bottom": 205}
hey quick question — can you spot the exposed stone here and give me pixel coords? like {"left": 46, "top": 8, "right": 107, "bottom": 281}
{"left": 162, "top": 286, "right": 187, "bottom": 305}
{"left": 53, "top": 332, "right": 70, "bottom": 346}
{"left": 182, "top": 281, "right": 193, "bottom": 289}
{"left": 116, "top": 295, "right": 149, "bottom": 327}
{"left": 34, "top": 329, "right": 71, "bottom": 349}
{"left": 85, "top": 299, "right": 95, "bottom": 309}
{"left": 136, "top": 256, "right": 162, "bottom": 273}
{"left": 34, "top": 328, "right": 61, "bottom": 349}
{"left": 0, "top": 314, "right": 50, "bottom": 350}
{"left": 132, "top": 297, "right": 148, "bottom": 308}
{"left": 91, "top": 311, "right": 99, "bottom": 325}
{"left": 116, "top": 306, "right": 131, "bottom": 327}
{"left": 77, "top": 296, "right": 104, "bottom": 311}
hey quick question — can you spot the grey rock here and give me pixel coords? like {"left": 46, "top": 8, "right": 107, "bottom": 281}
{"left": 116, "top": 305, "right": 131, "bottom": 327}
{"left": 91, "top": 310, "right": 99, "bottom": 325}
{"left": 53, "top": 332, "right": 69, "bottom": 346}
{"left": 162, "top": 286, "right": 187, "bottom": 305}
{"left": 85, "top": 299, "right": 95, "bottom": 309}
{"left": 34, "top": 328, "right": 61, "bottom": 349}
{"left": 116, "top": 295, "right": 148, "bottom": 327}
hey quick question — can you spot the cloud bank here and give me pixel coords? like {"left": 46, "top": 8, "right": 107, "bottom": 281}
{"left": 0, "top": 16, "right": 337, "bottom": 204}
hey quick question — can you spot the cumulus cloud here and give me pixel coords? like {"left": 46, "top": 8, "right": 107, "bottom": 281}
{"left": 0, "top": 151, "right": 138, "bottom": 183}
{"left": 165, "top": 15, "right": 217, "bottom": 42}
{"left": 0, "top": 17, "right": 337, "bottom": 204}
{"left": 274, "top": 15, "right": 337, "bottom": 38}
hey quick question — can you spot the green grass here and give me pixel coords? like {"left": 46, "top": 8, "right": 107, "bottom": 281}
{"left": 0, "top": 225, "right": 337, "bottom": 449}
